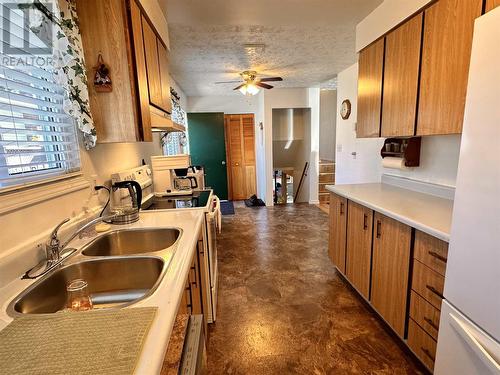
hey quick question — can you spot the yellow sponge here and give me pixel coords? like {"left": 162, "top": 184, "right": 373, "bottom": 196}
{"left": 95, "top": 222, "right": 111, "bottom": 233}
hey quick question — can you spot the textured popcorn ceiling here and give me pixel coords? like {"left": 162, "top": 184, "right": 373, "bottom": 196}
{"left": 161, "top": 0, "right": 382, "bottom": 96}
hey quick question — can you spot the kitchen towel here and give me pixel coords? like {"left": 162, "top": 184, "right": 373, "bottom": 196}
{"left": 0, "top": 307, "right": 157, "bottom": 375}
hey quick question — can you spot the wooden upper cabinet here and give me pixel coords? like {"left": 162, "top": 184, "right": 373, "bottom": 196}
{"left": 357, "top": 38, "right": 384, "bottom": 138}
{"left": 77, "top": 0, "right": 143, "bottom": 142}
{"left": 346, "top": 201, "right": 373, "bottom": 299}
{"left": 381, "top": 13, "right": 423, "bottom": 137}
{"left": 417, "top": 0, "right": 483, "bottom": 135}
{"left": 142, "top": 17, "right": 163, "bottom": 109}
{"left": 328, "top": 193, "right": 347, "bottom": 274}
{"left": 76, "top": 0, "right": 173, "bottom": 143}
{"left": 371, "top": 213, "right": 411, "bottom": 337}
{"left": 486, "top": 0, "right": 500, "bottom": 12}
{"left": 158, "top": 42, "right": 172, "bottom": 114}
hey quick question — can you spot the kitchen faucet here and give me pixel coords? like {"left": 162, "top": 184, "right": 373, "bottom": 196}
{"left": 24, "top": 214, "right": 117, "bottom": 279}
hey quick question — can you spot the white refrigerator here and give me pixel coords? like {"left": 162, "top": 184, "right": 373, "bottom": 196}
{"left": 434, "top": 7, "right": 500, "bottom": 375}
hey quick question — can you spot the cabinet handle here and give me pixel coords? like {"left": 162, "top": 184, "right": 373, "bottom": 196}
{"left": 426, "top": 284, "right": 445, "bottom": 299}
{"left": 421, "top": 347, "right": 435, "bottom": 362}
{"left": 191, "top": 265, "right": 198, "bottom": 288}
{"left": 424, "top": 316, "right": 440, "bottom": 330}
{"left": 185, "top": 284, "right": 193, "bottom": 312}
{"left": 428, "top": 251, "right": 447, "bottom": 263}
{"left": 363, "top": 214, "right": 368, "bottom": 230}
{"left": 340, "top": 202, "right": 344, "bottom": 215}
{"left": 376, "top": 220, "right": 381, "bottom": 238}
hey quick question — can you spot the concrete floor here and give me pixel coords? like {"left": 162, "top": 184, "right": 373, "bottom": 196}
{"left": 207, "top": 203, "right": 425, "bottom": 374}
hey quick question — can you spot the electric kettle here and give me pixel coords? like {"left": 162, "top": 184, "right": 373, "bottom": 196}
{"left": 110, "top": 180, "right": 142, "bottom": 224}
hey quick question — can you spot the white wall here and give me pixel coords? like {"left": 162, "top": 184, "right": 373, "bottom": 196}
{"left": 335, "top": 64, "right": 385, "bottom": 184}
{"left": 319, "top": 90, "right": 337, "bottom": 161}
{"left": 188, "top": 95, "right": 260, "bottom": 114}
{"left": 263, "top": 88, "right": 320, "bottom": 205}
{"left": 383, "top": 135, "right": 461, "bottom": 187}
{"left": 356, "top": 0, "right": 432, "bottom": 51}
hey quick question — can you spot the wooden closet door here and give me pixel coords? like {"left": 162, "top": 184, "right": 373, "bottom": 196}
{"left": 226, "top": 115, "right": 245, "bottom": 200}
{"left": 417, "top": 0, "right": 482, "bottom": 135}
{"left": 242, "top": 114, "right": 256, "bottom": 197}
{"left": 224, "top": 114, "right": 256, "bottom": 200}
{"left": 381, "top": 13, "right": 423, "bottom": 137}
{"left": 346, "top": 201, "right": 373, "bottom": 298}
{"left": 357, "top": 38, "right": 384, "bottom": 138}
{"left": 371, "top": 213, "right": 411, "bottom": 337}
{"left": 486, "top": 0, "right": 500, "bottom": 12}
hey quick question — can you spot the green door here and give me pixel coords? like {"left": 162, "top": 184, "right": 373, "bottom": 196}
{"left": 187, "top": 112, "right": 228, "bottom": 200}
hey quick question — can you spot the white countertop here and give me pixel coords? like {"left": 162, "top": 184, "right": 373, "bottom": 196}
{"left": 0, "top": 209, "right": 205, "bottom": 375}
{"left": 326, "top": 183, "right": 454, "bottom": 242}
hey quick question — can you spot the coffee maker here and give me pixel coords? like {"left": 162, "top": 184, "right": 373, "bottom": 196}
{"left": 151, "top": 155, "right": 204, "bottom": 196}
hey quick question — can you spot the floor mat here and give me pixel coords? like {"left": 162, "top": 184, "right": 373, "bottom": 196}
{"left": 220, "top": 201, "right": 235, "bottom": 215}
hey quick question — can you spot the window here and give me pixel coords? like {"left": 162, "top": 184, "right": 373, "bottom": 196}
{"left": 0, "top": 2, "right": 81, "bottom": 191}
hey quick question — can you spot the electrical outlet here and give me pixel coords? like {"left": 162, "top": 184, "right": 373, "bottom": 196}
{"left": 337, "top": 144, "right": 343, "bottom": 153}
{"left": 90, "top": 174, "right": 98, "bottom": 195}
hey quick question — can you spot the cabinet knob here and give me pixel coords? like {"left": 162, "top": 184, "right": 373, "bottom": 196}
{"left": 363, "top": 214, "right": 368, "bottom": 230}
{"left": 376, "top": 220, "right": 381, "bottom": 238}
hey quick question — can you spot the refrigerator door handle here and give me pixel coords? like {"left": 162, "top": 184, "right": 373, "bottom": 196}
{"left": 449, "top": 313, "right": 500, "bottom": 374}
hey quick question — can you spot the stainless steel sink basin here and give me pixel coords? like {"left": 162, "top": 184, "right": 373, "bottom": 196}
{"left": 11, "top": 257, "right": 164, "bottom": 315}
{"left": 81, "top": 228, "right": 180, "bottom": 256}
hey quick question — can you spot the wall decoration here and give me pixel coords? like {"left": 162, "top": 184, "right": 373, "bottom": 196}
{"left": 340, "top": 99, "right": 352, "bottom": 120}
{"left": 93, "top": 54, "right": 112, "bottom": 92}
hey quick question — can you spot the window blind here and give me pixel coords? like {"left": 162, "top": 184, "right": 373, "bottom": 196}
{"left": 0, "top": 2, "right": 80, "bottom": 191}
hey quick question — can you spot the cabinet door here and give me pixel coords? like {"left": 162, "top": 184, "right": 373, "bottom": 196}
{"left": 129, "top": 0, "right": 152, "bottom": 141}
{"left": 357, "top": 38, "right": 384, "bottom": 138}
{"left": 381, "top": 13, "right": 422, "bottom": 137}
{"left": 371, "top": 213, "right": 411, "bottom": 337}
{"left": 417, "top": 0, "right": 482, "bottom": 135}
{"left": 157, "top": 41, "right": 172, "bottom": 114}
{"left": 328, "top": 193, "right": 347, "bottom": 274}
{"left": 486, "top": 0, "right": 500, "bottom": 12}
{"left": 142, "top": 17, "right": 163, "bottom": 109}
{"left": 346, "top": 201, "right": 373, "bottom": 298}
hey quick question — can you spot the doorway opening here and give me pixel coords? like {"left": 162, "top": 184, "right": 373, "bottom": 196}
{"left": 272, "top": 108, "right": 311, "bottom": 204}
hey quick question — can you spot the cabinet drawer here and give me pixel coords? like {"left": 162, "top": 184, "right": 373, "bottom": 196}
{"left": 412, "top": 260, "right": 445, "bottom": 309}
{"left": 409, "top": 291, "right": 441, "bottom": 340}
{"left": 414, "top": 231, "right": 448, "bottom": 276}
{"left": 408, "top": 318, "right": 437, "bottom": 371}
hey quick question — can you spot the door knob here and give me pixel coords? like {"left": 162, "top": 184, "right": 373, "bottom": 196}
{"left": 222, "top": 161, "right": 226, "bottom": 165}
{"left": 235, "top": 162, "right": 239, "bottom": 166}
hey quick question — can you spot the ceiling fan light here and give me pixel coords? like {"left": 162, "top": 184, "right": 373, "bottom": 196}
{"left": 246, "top": 83, "right": 260, "bottom": 96}
{"left": 238, "top": 85, "right": 248, "bottom": 95}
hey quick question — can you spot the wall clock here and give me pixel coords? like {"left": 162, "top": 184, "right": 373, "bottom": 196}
{"left": 340, "top": 99, "right": 351, "bottom": 120}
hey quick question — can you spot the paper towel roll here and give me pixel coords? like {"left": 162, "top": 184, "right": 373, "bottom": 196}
{"left": 382, "top": 157, "right": 407, "bottom": 170}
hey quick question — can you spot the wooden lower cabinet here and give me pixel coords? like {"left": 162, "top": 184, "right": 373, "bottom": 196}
{"left": 411, "top": 260, "right": 445, "bottom": 310}
{"left": 408, "top": 319, "right": 437, "bottom": 371}
{"left": 328, "top": 193, "right": 347, "bottom": 273}
{"left": 370, "top": 213, "right": 411, "bottom": 337}
{"left": 346, "top": 201, "right": 373, "bottom": 298}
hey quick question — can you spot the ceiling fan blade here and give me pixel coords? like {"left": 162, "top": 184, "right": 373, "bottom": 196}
{"left": 233, "top": 83, "right": 246, "bottom": 90}
{"left": 256, "top": 82, "right": 274, "bottom": 89}
{"left": 259, "top": 77, "right": 283, "bottom": 82}
{"left": 214, "top": 80, "right": 243, "bottom": 84}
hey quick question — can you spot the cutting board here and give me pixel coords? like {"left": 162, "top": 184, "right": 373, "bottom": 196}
{"left": 0, "top": 307, "right": 157, "bottom": 375}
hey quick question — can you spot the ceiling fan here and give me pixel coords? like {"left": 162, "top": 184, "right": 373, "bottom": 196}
{"left": 215, "top": 71, "right": 283, "bottom": 96}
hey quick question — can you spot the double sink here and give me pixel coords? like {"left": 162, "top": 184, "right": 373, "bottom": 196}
{"left": 8, "top": 227, "right": 181, "bottom": 316}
